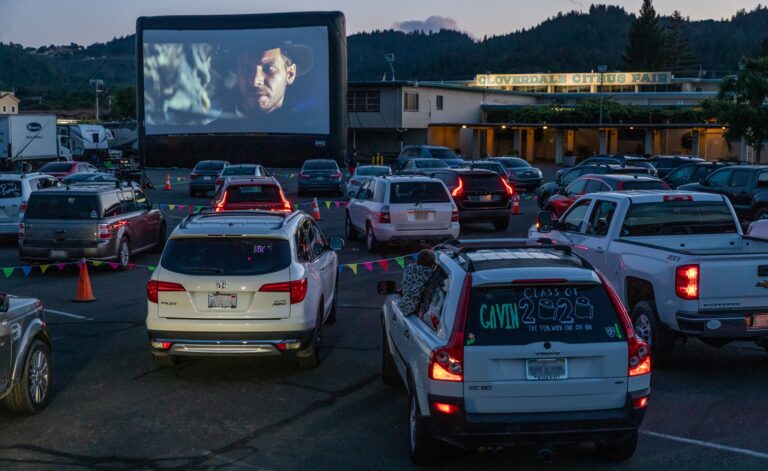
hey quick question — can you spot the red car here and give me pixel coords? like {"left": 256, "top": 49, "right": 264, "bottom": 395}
{"left": 212, "top": 177, "right": 291, "bottom": 212}
{"left": 546, "top": 174, "right": 670, "bottom": 218}
{"left": 39, "top": 162, "right": 99, "bottom": 181}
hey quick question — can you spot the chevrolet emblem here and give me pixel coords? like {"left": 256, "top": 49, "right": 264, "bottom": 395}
{"left": 756, "top": 280, "right": 768, "bottom": 288}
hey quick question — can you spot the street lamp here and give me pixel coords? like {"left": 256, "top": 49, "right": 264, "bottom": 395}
{"left": 89, "top": 79, "right": 103, "bottom": 121}
{"left": 384, "top": 54, "right": 395, "bottom": 81}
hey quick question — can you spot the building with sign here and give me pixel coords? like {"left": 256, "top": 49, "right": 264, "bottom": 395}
{"left": 347, "top": 71, "right": 758, "bottom": 163}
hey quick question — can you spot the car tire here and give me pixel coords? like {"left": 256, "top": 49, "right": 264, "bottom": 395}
{"left": 366, "top": 223, "right": 380, "bottom": 253}
{"left": 152, "top": 352, "right": 178, "bottom": 368}
{"left": 381, "top": 322, "right": 399, "bottom": 386}
{"left": 631, "top": 301, "right": 674, "bottom": 367}
{"left": 595, "top": 431, "right": 639, "bottom": 461}
{"left": 327, "top": 276, "right": 339, "bottom": 325}
{"left": 346, "top": 213, "right": 359, "bottom": 241}
{"left": 298, "top": 306, "right": 323, "bottom": 369}
{"left": 408, "top": 382, "right": 442, "bottom": 465}
{"left": 1, "top": 340, "right": 51, "bottom": 415}
{"left": 493, "top": 217, "right": 510, "bottom": 231}
{"left": 153, "top": 223, "right": 167, "bottom": 253}
{"left": 117, "top": 237, "right": 131, "bottom": 270}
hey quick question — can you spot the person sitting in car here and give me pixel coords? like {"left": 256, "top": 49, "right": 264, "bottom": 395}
{"left": 398, "top": 249, "right": 435, "bottom": 315}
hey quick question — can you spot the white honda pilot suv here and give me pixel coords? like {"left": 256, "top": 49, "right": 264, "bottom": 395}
{"left": 378, "top": 239, "right": 651, "bottom": 465}
{"left": 146, "top": 210, "right": 343, "bottom": 369}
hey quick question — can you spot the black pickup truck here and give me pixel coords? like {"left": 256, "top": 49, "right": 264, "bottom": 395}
{"left": 679, "top": 165, "right": 768, "bottom": 221}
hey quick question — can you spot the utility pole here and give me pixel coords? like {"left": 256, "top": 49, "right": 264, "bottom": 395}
{"left": 597, "top": 65, "right": 607, "bottom": 127}
{"left": 90, "top": 79, "right": 103, "bottom": 121}
{"left": 384, "top": 54, "right": 395, "bottom": 81}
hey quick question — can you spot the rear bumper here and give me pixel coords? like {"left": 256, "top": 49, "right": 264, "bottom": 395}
{"left": 0, "top": 221, "right": 20, "bottom": 235}
{"left": 427, "top": 393, "right": 646, "bottom": 448}
{"left": 458, "top": 207, "right": 512, "bottom": 222}
{"left": 375, "top": 224, "right": 460, "bottom": 243}
{"left": 298, "top": 180, "right": 344, "bottom": 191}
{"left": 675, "top": 311, "right": 768, "bottom": 339}
{"left": 19, "top": 240, "right": 117, "bottom": 262}
{"left": 190, "top": 180, "right": 216, "bottom": 191}
{"left": 147, "top": 329, "right": 315, "bottom": 357}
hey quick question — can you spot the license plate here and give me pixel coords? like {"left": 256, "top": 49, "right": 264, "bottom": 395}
{"left": 469, "top": 194, "right": 495, "bottom": 202}
{"left": 524, "top": 172, "right": 532, "bottom": 176}
{"left": 750, "top": 314, "right": 768, "bottom": 329}
{"left": 203, "top": 176, "right": 211, "bottom": 181}
{"left": 208, "top": 293, "right": 237, "bottom": 309}
{"left": 49, "top": 249, "right": 68, "bottom": 259}
{"left": 526, "top": 358, "right": 567, "bottom": 380}
{"left": 410, "top": 210, "right": 433, "bottom": 220}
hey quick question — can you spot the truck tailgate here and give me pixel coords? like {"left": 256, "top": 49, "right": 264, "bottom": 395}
{"left": 699, "top": 255, "right": 768, "bottom": 310}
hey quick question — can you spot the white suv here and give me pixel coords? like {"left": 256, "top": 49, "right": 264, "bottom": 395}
{"left": 346, "top": 175, "right": 460, "bottom": 252}
{"left": 146, "top": 210, "right": 343, "bottom": 368}
{"left": 378, "top": 239, "right": 652, "bottom": 464}
{"left": 0, "top": 173, "right": 59, "bottom": 237}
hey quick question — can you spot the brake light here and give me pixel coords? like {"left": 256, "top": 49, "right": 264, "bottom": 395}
{"left": 675, "top": 264, "right": 699, "bottom": 300}
{"left": 331, "top": 172, "right": 342, "bottom": 179}
{"left": 259, "top": 278, "right": 308, "bottom": 304}
{"left": 663, "top": 194, "right": 693, "bottom": 202}
{"left": 147, "top": 280, "right": 186, "bottom": 303}
{"left": 633, "top": 396, "right": 650, "bottom": 409}
{"left": 350, "top": 178, "right": 360, "bottom": 186}
{"left": 18, "top": 222, "right": 24, "bottom": 240}
{"left": 451, "top": 178, "right": 464, "bottom": 197}
{"left": 215, "top": 190, "right": 228, "bottom": 212}
{"left": 379, "top": 205, "right": 391, "bottom": 224}
{"left": 596, "top": 271, "right": 652, "bottom": 377}
{"left": 429, "top": 273, "right": 471, "bottom": 382}
{"left": 432, "top": 402, "right": 461, "bottom": 415}
{"left": 190, "top": 173, "right": 199, "bottom": 181}
{"left": 98, "top": 223, "right": 111, "bottom": 239}
{"left": 451, "top": 209, "right": 459, "bottom": 222}
{"left": 279, "top": 189, "right": 292, "bottom": 212}
{"left": 299, "top": 172, "right": 310, "bottom": 179}
{"left": 501, "top": 178, "right": 515, "bottom": 196}
{"left": 19, "top": 201, "right": 27, "bottom": 213}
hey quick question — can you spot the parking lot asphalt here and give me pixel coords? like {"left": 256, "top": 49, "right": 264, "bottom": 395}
{"left": 1, "top": 166, "right": 767, "bottom": 470}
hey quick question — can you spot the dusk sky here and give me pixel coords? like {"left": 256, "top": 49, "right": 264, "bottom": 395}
{"left": 1, "top": 0, "right": 761, "bottom": 48}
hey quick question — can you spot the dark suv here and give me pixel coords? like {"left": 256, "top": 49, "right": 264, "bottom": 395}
{"left": 649, "top": 155, "right": 703, "bottom": 178}
{"left": 189, "top": 160, "right": 230, "bottom": 197}
{"left": 429, "top": 169, "right": 514, "bottom": 231}
{"left": 19, "top": 182, "right": 166, "bottom": 268}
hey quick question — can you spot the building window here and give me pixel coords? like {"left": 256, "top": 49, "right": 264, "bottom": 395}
{"left": 404, "top": 92, "right": 419, "bottom": 112}
{"left": 1, "top": 106, "right": 5, "bottom": 112}
{"left": 436, "top": 95, "right": 444, "bottom": 110}
{"left": 11, "top": 106, "right": 15, "bottom": 112}
{"left": 348, "top": 90, "right": 380, "bottom": 112}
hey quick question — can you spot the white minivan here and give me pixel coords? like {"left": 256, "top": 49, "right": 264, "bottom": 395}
{"left": 0, "top": 173, "right": 59, "bottom": 237}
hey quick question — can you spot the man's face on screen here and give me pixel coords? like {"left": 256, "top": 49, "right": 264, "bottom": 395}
{"left": 237, "top": 48, "right": 296, "bottom": 114}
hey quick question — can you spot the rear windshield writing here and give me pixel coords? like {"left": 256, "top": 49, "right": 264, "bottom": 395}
{"left": 0, "top": 180, "right": 21, "bottom": 198}
{"left": 227, "top": 185, "right": 280, "bottom": 203}
{"left": 621, "top": 201, "right": 737, "bottom": 236}
{"left": 161, "top": 238, "right": 290, "bottom": 276}
{"left": 25, "top": 194, "right": 101, "bottom": 219}
{"left": 390, "top": 182, "right": 450, "bottom": 204}
{"left": 465, "top": 284, "right": 623, "bottom": 346}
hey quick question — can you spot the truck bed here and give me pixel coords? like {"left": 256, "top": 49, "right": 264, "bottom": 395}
{"left": 616, "top": 234, "right": 768, "bottom": 256}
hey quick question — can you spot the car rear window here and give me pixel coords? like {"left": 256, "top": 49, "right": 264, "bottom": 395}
{"left": 195, "top": 161, "right": 226, "bottom": 171}
{"left": 621, "top": 181, "right": 668, "bottom": 190}
{"left": 25, "top": 194, "right": 101, "bottom": 219}
{"left": 428, "top": 148, "right": 459, "bottom": 160}
{"left": 415, "top": 160, "right": 449, "bottom": 168}
{"left": 41, "top": 162, "right": 75, "bottom": 172}
{"left": 499, "top": 158, "right": 530, "bottom": 168}
{"left": 303, "top": 161, "right": 338, "bottom": 170}
{"left": 390, "top": 182, "right": 450, "bottom": 204}
{"left": 357, "top": 167, "right": 389, "bottom": 176}
{"left": 223, "top": 166, "right": 255, "bottom": 175}
{"left": 621, "top": 201, "right": 738, "bottom": 236}
{"left": 462, "top": 173, "right": 506, "bottom": 192}
{"left": 161, "top": 237, "right": 290, "bottom": 276}
{"left": 227, "top": 184, "right": 281, "bottom": 203}
{"left": 464, "top": 283, "right": 625, "bottom": 346}
{"left": 0, "top": 180, "right": 22, "bottom": 199}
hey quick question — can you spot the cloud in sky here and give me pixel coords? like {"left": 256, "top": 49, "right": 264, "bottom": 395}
{"left": 392, "top": 15, "right": 460, "bottom": 33}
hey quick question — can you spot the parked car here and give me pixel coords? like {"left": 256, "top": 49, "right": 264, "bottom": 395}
{"left": 346, "top": 165, "right": 391, "bottom": 198}
{"left": 378, "top": 239, "right": 651, "bottom": 464}
{"left": 189, "top": 160, "right": 230, "bottom": 197}
{"left": 212, "top": 177, "right": 291, "bottom": 212}
{"left": 38, "top": 161, "right": 98, "bottom": 181}
{"left": 678, "top": 165, "right": 768, "bottom": 221}
{"left": 537, "top": 164, "right": 652, "bottom": 209}
{"left": 545, "top": 174, "right": 670, "bottom": 218}
{"left": 456, "top": 160, "right": 506, "bottom": 177}
{"left": 747, "top": 219, "right": 768, "bottom": 239}
{"left": 429, "top": 169, "right": 515, "bottom": 231}
{"left": 146, "top": 210, "right": 343, "bottom": 368}
{"left": 648, "top": 155, "right": 703, "bottom": 178}
{"left": 61, "top": 172, "right": 118, "bottom": 185}
{"left": 0, "top": 293, "right": 52, "bottom": 414}
{"left": 0, "top": 172, "right": 59, "bottom": 237}
{"left": 397, "top": 145, "right": 464, "bottom": 169}
{"left": 19, "top": 182, "right": 166, "bottom": 268}
{"left": 663, "top": 162, "right": 731, "bottom": 189}
{"left": 297, "top": 159, "right": 344, "bottom": 196}
{"left": 346, "top": 175, "right": 459, "bottom": 252}
{"left": 531, "top": 190, "right": 768, "bottom": 364}
{"left": 397, "top": 158, "right": 449, "bottom": 174}
{"left": 556, "top": 155, "right": 655, "bottom": 180}
{"left": 488, "top": 156, "right": 544, "bottom": 191}
{"left": 214, "top": 164, "right": 269, "bottom": 195}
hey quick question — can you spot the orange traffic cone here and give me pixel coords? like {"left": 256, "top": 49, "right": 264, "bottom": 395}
{"left": 312, "top": 197, "right": 322, "bottom": 220}
{"left": 512, "top": 192, "right": 521, "bottom": 215}
{"left": 164, "top": 174, "right": 171, "bottom": 191}
{"left": 74, "top": 260, "right": 95, "bottom": 302}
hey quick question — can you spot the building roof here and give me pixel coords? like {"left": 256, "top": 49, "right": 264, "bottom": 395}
{"left": 0, "top": 92, "right": 20, "bottom": 103}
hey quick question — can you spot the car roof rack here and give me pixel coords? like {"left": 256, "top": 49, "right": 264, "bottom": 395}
{"left": 179, "top": 209, "right": 302, "bottom": 229}
{"left": 435, "top": 238, "right": 575, "bottom": 272}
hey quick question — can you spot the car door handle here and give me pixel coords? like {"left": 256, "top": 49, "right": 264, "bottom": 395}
{"left": 596, "top": 247, "right": 604, "bottom": 253}
{"left": 403, "top": 329, "right": 410, "bottom": 339}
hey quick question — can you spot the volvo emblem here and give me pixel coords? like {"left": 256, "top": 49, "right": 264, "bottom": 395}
{"left": 216, "top": 281, "right": 227, "bottom": 290}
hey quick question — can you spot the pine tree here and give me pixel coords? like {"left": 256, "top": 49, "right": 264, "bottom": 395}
{"left": 623, "top": 0, "right": 667, "bottom": 70}
{"left": 665, "top": 10, "right": 698, "bottom": 75}
{"left": 760, "top": 36, "right": 768, "bottom": 58}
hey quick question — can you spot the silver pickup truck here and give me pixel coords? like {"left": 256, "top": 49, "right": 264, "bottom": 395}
{"left": 0, "top": 293, "right": 51, "bottom": 414}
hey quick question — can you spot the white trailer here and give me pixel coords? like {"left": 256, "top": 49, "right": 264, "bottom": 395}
{"left": 0, "top": 114, "right": 69, "bottom": 170}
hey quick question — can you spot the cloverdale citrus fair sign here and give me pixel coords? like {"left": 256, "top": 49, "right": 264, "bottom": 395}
{"left": 474, "top": 72, "right": 673, "bottom": 87}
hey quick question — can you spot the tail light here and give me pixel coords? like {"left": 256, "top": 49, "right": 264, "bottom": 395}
{"left": 501, "top": 178, "right": 515, "bottom": 196}
{"left": 664, "top": 194, "right": 693, "bottom": 202}
{"left": 190, "top": 173, "right": 199, "bottom": 181}
{"left": 451, "top": 209, "right": 459, "bottom": 222}
{"left": 432, "top": 402, "right": 461, "bottom": 415}
{"left": 215, "top": 178, "right": 223, "bottom": 187}
{"left": 18, "top": 222, "right": 24, "bottom": 240}
{"left": 331, "top": 172, "right": 342, "bottom": 179}
{"left": 299, "top": 172, "right": 310, "bottom": 179}
{"left": 98, "top": 223, "right": 111, "bottom": 239}
{"left": 19, "top": 201, "right": 27, "bottom": 213}
{"left": 379, "top": 205, "right": 391, "bottom": 224}
{"left": 349, "top": 178, "right": 360, "bottom": 186}
{"left": 633, "top": 396, "right": 650, "bottom": 409}
{"left": 596, "top": 271, "right": 652, "bottom": 377}
{"left": 279, "top": 189, "right": 292, "bottom": 212}
{"left": 215, "top": 190, "right": 228, "bottom": 212}
{"left": 259, "top": 278, "right": 308, "bottom": 304}
{"left": 429, "top": 273, "right": 472, "bottom": 382}
{"left": 675, "top": 264, "right": 699, "bottom": 300}
{"left": 451, "top": 178, "right": 464, "bottom": 197}
{"left": 147, "top": 280, "right": 186, "bottom": 303}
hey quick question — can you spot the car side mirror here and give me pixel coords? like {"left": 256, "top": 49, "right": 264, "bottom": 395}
{"left": 328, "top": 237, "right": 345, "bottom": 251}
{"left": 377, "top": 280, "right": 398, "bottom": 295}
{"left": 0, "top": 294, "right": 8, "bottom": 313}
{"left": 536, "top": 211, "right": 554, "bottom": 233}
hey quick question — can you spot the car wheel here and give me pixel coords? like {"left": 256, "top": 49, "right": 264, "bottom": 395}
{"left": 595, "top": 431, "right": 639, "bottom": 461}
{"left": 493, "top": 217, "right": 510, "bottom": 231}
{"left": 346, "top": 213, "right": 359, "bottom": 241}
{"left": 298, "top": 306, "right": 323, "bottom": 369}
{"left": 117, "top": 237, "right": 131, "bottom": 270}
{"left": 1, "top": 340, "right": 51, "bottom": 414}
{"left": 631, "top": 301, "right": 674, "bottom": 367}
{"left": 153, "top": 223, "right": 167, "bottom": 253}
{"left": 327, "top": 276, "right": 339, "bottom": 325}
{"left": 152, "top": 352, "right": 178, "bottom": 368}
{"left": 366, "top": 223, "right": 380, "bottom": 253}
{"left": 381, "top": 321, "right": 399, "bottom": 386}
{"left": 755, "top": 208, "right": 768, "bottom": 221}
{"left": 408, "top": 381, "right": 442, "bottom": 465}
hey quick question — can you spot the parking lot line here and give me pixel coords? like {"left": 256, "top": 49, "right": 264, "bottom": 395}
{"left": 642, "top": 431, "right": 768, "bottom": 460}
{"left": 45, "top": 309, "right": 93, "bottom": 320}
